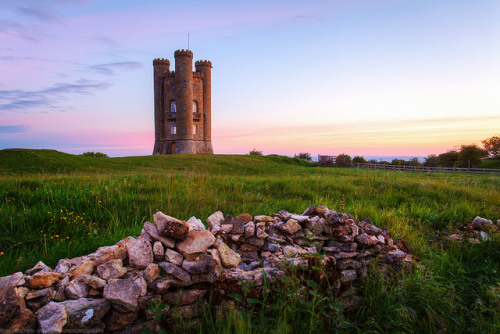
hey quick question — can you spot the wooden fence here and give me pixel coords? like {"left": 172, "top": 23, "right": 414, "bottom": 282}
{"left": 354, "top": 163, "right": 500, "bottom": 175}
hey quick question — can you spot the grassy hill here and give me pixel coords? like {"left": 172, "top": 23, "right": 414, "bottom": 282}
{"left": 1, "top": 149, "right": 499, "bottom": 332}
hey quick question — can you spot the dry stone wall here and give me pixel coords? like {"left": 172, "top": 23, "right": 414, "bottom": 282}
{"left": 1, "top": 205, "right": 427, "bottom": 333}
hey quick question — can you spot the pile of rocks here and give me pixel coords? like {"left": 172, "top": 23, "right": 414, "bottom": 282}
{"left": 446, "top": 216, "right": 499, "bottom": 243}
{"left": 0, "top": 206, "right": 417, "bottom": 333}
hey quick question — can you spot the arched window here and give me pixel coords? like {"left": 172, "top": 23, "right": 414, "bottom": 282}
{"left": 170, "top": 101, "right": 176, "bottom": 113}
{"left": 193, "top": 101, "right": 198, "bottom": 113}
{"left": 193, "top": 125, "right": 197, "bottom": 135}
{"left": 170, "top": 124, "right": 176, "bottom": 135}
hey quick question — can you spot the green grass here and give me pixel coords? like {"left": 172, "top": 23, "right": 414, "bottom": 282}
{"left": 1, "top": 149, "right": 499, "bottom": 332}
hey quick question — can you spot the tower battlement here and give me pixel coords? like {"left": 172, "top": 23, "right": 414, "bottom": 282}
{"left": 152, "top": 50, "right": 213, "bottom": 155}
{"left": 174, "top": 49, "right": 193, "bottom": 58}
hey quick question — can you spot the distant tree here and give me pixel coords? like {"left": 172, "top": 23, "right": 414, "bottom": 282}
{"left": 294, "top": 153, "right": 312, "bottom": 161}
{"left": 406, "top": 157, "right": 422, "bottom": 167}
{"left": 438, "top": 151, "right": 459, "bottom": 167}
{"left": 391, "top": 159, "right": 406, "bottom": 166}
{"left": 455, "top": 144, "right": 488, "bottom": 168}
{"left": 248, "top": 149, "right": 263, "bottom": 156}
{"left": 352, "top": 156, "right": 366, "bottom": 164}
{"left": 482, "top": 135, "right": 500, "bottom": 159}
{"left": 368, "top": 159, "right": 378, "bottom": 164}
{"left": 336, "top": 154, "right": 351, "bottom": 167}
{"left": 423, "top": 155, "right": 439, "bottom": 167}
{"left": 81, "top": 152, "right": 109, "bottom": 158}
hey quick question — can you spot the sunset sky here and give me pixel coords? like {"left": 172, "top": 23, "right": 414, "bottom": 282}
{"left": 1, "top": 0, "right": 499, "bottom": 157}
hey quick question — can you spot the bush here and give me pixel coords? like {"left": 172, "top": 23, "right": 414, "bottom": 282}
{"left": 438, "top": 151, "right": 459, "bottom": 167}
{"left": 424, "top": 155, "right": 439, "bottom": 167}
{"left": 482, "top": 135, "right": 500, "bottom": 159}
{"left": 336, "top": 154, "right": 351, "bottom": 167}
{"left": 294, "top": 153, "right": 312, "bottom": 161}
{"left": 455, "top": 144, "right": 488, "bottom": 168}
{"left": 248, "top": 149, "right": 263, "bottom": 156}
{"left": 81, "top": 152, "right": 109, "bottom": 158}
{"left": 352, "top": 156, "right": 366, "bottom": 164}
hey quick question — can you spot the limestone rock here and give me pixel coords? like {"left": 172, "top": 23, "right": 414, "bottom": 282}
{"left": 103, "top": 279, "right": 141, "bottom": 311}
{"left": 25, "top": 261, "right": 52, "bottom": 276}
{"left": 29, "top": 272, "right": 61, "bottom": 289}
{"left": 340, "top": 270, "right": 357, "bottom": 283}
{"left": 283, "top": 246, "right": 298, "bottom": 258}
{"left": 154, "top": 212, "right": 189, "bottom": 240}
{"left": 158, "top": 262, "right": 191, "bottom": 283}
{"left": 364, "top": 223, "right": 382, "bottom": 235}
{"left": 0, "top": 272, "right": 25, "bottom": 290}
{"left": 153, "top": 241, "right": 164, "bottom": 261}
{"left": 182, "top": 254, "right": 216, "bottom": 274}
{"left": 104, "top": 309, "right": 138, "bottom": 332}
{"left": 54, "top": 259, "right": 72, "bottom": 274}
{"left": 278, "top": 210, "right": 292, "bottom": 221}
{"left": 387, "top": 249, "right": 407, "bottom": 263}
{"left": 325, "top": 211, "right": 349, "bottom": 225}
{"left": 0, "top": 286, "right": 36, "bottom": 332}
{"left": 223, "top": 215, "right": 245, "bottom": 234}
{"left": 254, "top": 215, "right": 274, "bottom": 222}
{"left": 305, "top": 216, "right": 324, "bottom": 235}
{"left": 334, "top": 252, "right": 358, "bottom": 259}
{"left": 165, "top": 248, "right": 184, "bottom": 266}
{"left": 187, "top": 216, "right": 206, "bottom": 231}
{"left": 65, "top": 280, "right": 88, "bottom": 300}
{"left": 71, "top": 261, "right": 95, "bottom": 281}
{"left": 134, "top": 277, "right": 147, "bottom": 297}
{"left": 126, "top": 237, "right": 154, "bottom": 269}
{"left": 206, "top": 211, "right": 224, "bottom": 234}
{"left": 243, "top": 221, "right": 256, "bottom": 238}
{"left": 97, "top": 259, "right": 127, "bottom": 280}
{"left": 176, "top": 230, "right": 216, "bottom": 260}
{"left": 143, "top": 221, "right": 175, "bottom": 248}
{"left": 216, "top": 242, "right": 241, "bottom": 268}
{"left": 163, "top": 289, "right": 207, "bottom": 306}
{"left": 80, "top": 274, "right": 106, "bottom": 290}
{"left": 143, "top": 263, "right": 159, "bottom": 283}
{"left": 236, "top": 213, "right": 253, "bottom": 223}
{"left": 355, "top": 233, "right": 379, "bottom": 247}
{"left": 36, "top": 301, "right": 67, "bottom": 334}
{"left": 290, "top": 214, "right": 309, "bottom": 223}
{"left": 278, "top": 219, "right": 302, "bottom": 234}
{"left": 90, "top": 245, "right": 127, "bottom": 266}
{"left": 472, "top": 216, "right": 494, "bottom": 231}
{"left": 62, "top": 298, "right": 110, "bottom": 330}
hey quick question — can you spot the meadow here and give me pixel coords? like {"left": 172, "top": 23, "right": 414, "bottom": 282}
{"left": 1, "top": 149, "right": 499, "bottom": 332}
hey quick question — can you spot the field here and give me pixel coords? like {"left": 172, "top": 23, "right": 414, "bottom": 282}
{"left": 1, "top": 149, "right": 499, "bottom": 332}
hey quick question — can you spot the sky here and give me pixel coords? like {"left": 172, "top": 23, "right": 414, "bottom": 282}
{"left": 1, "top": 0, "right": 499, "bottom": 157}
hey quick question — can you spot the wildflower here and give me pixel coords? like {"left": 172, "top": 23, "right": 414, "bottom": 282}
{"left": 0, "top": 252, "right": 4, "bottom": 256}
{"left": 56, "top": 235, "right": 59, "bottom": 238}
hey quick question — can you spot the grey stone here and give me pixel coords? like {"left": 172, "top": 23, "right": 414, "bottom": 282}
{"left": 223, "top": 215, "right": 245, "bottom": 234}
{"left": 65, "top": 280, "right": 88, "bottom": 300}
{"left": 355, "top": 233, "right": 379, "bottom": 247}
{"left": 182, "top": 254, "right": 216, "bottom": 274}
{"left": 340, "top": 270, "right": 357, "bottom": 283}
{"left": 96, "top": 259, "right": 127, "bottom": 280}
{"left": 153, "top": 241, "right": 164, "bottom": 261}
{"left": 25, "top": 261, "right": 52, "bottom": 276}
{"left": 62, "top": 298, "right": 110, "bottom": 330}
{"left": 176, "top": 230, "right": 216, "bottom": 260}
{"left": 243, "top": 221, "right": 255, "bottom": 238}
{"left": 134, "top": 277, "right": 147, "bottom": 297}
{"left": 283, "top": 246, "right": 297, "bottom": 258}
{"left": 103, "top": 279, "right": 141, "bottom": 311}
{"left": 153, "top": 212, "right": 189, "bottom": 240}
{"left": 387, "top": 250, "right": 407, "bottom": 263}
{"left": 125, "top": 237, "right": 154, "bottom": 269}
{"left": 305, "top": 216, "right": 324, "bottom": 235}
{"left": 290, "top": 214, "right": 309, "bottom": 223}
{"left": 187, "top": 216, "right": 206, "bottom": 231}
{"left": 0, "top": 286, "right": 35, "bottom": 332}
{"left": 54, "top": 259, "right": 72, "bottom": 274}
{"left": 163, "top": 289, "right": 207, "bottom": 306}
{"left": 158, "top": 262, "right": 191, "bottom": 283}
{"left": 80, "top": 274, "right": 106, "bottom": 290}
{"left": 143, "top": 221, "right": 175, "bottom": 248}
{"left": 36, "top": 301, "right": 67, "bottom": 334}
{"left": 143, "top": 263, "right": 159, "bottom": 283}
{"left": 472, "top": 216, "right": 494, "bottom": 231}
{"left": 0, "top": 272, "right": 25, "bottom": 290}
{"left": 206, "top": 211, "right": 224, "bottom": 234}
{"left": 165, "top": 248, "right": 184, "bottom": 265}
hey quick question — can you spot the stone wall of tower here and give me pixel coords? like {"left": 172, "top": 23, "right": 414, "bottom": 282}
{"left": 152, "top": 50, "right": 213, "bottom": 155}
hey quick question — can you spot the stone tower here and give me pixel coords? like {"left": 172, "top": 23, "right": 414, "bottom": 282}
{"left": 152, "top": 50, "right": 214, "bottom": 154}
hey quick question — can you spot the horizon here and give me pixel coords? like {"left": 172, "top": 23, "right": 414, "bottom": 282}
{"left": 1, "top": 0, "right": 499, "bottom": 158}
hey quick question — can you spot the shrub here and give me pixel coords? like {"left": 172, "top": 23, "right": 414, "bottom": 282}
{"left": 336, "top": 154, "right": 351, "bottom": 167}
{"left": 455, "top": 144, "right": 488, "bottom": 168}
{"left": 424, "top": 155, "right": 439, "bottom": 167}
{"left": 81, "top": 152, "right": 109, "bottom": 158}
{"left": 438, "top": 151, "right": 459, "bottom": 167}
{"left": 352, "top": 156, "right": 366, "bottom": 164}
{"left": 294, "top": 153, "right": 312, "bottom": 161}
{"left": 248, "top": 149, "right": 263, "bottom": 156}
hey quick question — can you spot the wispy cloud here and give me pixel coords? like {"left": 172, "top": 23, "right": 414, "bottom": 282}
{"left": 17, "top": 6, "right": 59, "bottom": 23}
{"left": 0, "top": 125, "right": 29, "bottom": 133}
{"left": 88, "top": 61, "right": 143, "bottom": 76}
{"left": 0, "top": 79, "right": 112, "bottom": 112}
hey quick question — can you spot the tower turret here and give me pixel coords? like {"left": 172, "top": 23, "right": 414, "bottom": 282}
{"left": 173, "top": 50, "right": 195, "bottom": 154}
{"left": 152, "top": 59, "right": 170, "bottom": 154}
{"left": 195, "top": 60, "right": 213, "bottom": 154}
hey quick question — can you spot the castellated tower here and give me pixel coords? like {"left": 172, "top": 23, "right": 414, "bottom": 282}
{"left": 152, "top": 50, "right": 214, "bottom": 155}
